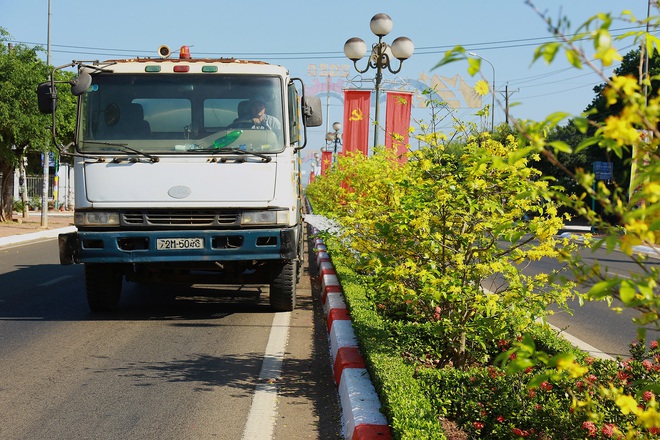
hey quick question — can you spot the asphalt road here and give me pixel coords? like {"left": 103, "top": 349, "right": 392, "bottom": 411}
{"left": 524, "top": 243, "right": 660, "bottom": 359}
{"left": 0, "top": 231, "right": 342, "bottom": 440}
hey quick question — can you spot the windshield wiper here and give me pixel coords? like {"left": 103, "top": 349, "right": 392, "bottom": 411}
{"left": 195, "top": 147, "right": 272, "bottom": 163}
{"left": 84, "top": 141, "right": 159, "bottom": 162}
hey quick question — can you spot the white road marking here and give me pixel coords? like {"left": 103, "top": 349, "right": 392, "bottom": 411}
{"left": 38, "top": 275, "right": 72, "bottom": 287}
{"left": 241, "top": 311, "right": 291, "bottom": 440}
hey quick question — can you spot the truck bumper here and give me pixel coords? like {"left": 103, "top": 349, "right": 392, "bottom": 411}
{"left": 59, "top": 227, "right": 299, "bottom": 265}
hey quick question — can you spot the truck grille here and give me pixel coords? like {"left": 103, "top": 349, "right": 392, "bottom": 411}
{"left": 122, "top": 210, "right": 239, "bottom": 227}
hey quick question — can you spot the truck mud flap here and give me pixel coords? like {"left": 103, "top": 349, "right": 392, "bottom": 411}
{"left": 280, "top": 228, "right": 298, "bottom": 260}
{"left": 59, "top": 232, "right": 80, "bottom": 265}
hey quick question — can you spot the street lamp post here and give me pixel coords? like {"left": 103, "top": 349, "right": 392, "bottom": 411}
{"left": 469, "top": 52, "right": 495, "bottom": 132}
{"left": 344, "top": 13, "right": 414, "bottom": 149}
{"left": 325, "top": 121, "right": 342, "bottom": 163}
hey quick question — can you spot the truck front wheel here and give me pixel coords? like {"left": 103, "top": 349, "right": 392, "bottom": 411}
{"left": 85, "top": 263, "right": 122, "bottom": 312}
{"left": 269, "top": 260, "right": 297, "bottom": 312}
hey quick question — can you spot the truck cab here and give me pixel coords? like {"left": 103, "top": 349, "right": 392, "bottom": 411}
{"left": 38, "top": 46, "right": 322, "bottom": 312}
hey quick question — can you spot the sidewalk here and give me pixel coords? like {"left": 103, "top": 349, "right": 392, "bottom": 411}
{"left": 0, "top": 211, "right": 76, "bottom": 247}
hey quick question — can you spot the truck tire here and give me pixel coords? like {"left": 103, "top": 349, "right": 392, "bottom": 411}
{"left": 270, "top": 260, "right": 297, "bottom": 312}
{"left": 85, "top": 263, "right": 122, "bottom": 312}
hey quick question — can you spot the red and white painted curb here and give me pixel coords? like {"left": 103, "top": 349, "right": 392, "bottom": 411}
{"left": 312, "top": 233, "right": 392, "bottom": 440}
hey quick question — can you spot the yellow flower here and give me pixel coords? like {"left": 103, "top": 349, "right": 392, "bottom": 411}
{"left": 637, "top": 407, "right": 660, "bottom": 429}
{"left": 595, "top": 47, "right": 623, "bottom": 67}
{"left": 616, "top": 394, "right": 641, "bottom": 415}
{"left": 644, "top": 182, "right": 660, "bottom": 204}
{"left": 558, "top": 358, "right": 588, "bottom": 378}
{"left": 602, "top": 116, "right": 640, "bottom": 147}
{"left": 474, "top": 79, "right": 490, "bottom": 97}
{"left": 610, "top": 75, "right": 639, "bottom": 96}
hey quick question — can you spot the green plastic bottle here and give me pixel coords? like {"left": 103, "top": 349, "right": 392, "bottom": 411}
{"left": 213, "top": 130, "right": 243, "bottom": 149}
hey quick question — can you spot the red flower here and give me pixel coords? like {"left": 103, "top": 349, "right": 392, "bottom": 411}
{"left": 528, "top": 389, "right": 537, "bottom": 398}
{"left": 473, "top": 421, "right": 484, "bottom": 429}
{"left": 651, "top": 340, "right": 658, "bottom": 349}
{"left": 643, "top": 390, "right": 654, "bottom": 402}
{"left": 643, "top": 359, "right": 653, "bottom": 371}
{"left": 582, "top": 421, "right": 597, "bottom": 437}
{"left": 601, "top": 423, "right": 616, "bottom": 438}
{"left": 511, "top": 427, "right": 529, "bottom": 437}
{"left": 540, "top": 381, "right": 553, "bottom": 391}
{"left": 497, "top": 415, "right": 505, "bottom": 423}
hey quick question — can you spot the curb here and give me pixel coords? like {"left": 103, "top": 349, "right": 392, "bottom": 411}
{"left": 0, "top": 226, "right": 76, "bottom": 248}
{"left": 312, "top": 234, "right": 391, "bottom": 440}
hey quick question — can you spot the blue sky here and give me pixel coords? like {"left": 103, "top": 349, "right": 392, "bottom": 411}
{"left": 1, "top": 0, "right": 653, "bottom": 168}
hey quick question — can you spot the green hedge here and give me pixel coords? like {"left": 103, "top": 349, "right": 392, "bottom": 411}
{"left": 326, "top": 245, "right": 608, "bottom": 440}
{"left": 331, "top": 255, "right": 446, "bottom": 439}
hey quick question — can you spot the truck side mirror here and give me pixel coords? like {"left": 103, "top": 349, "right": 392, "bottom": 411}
{"left": 302, "top": 96, "right": 322, "bottom": 127}
{"left": 37, "top": 82, "right": 57, "bottom": 114}
{"left": 70, "top": 73, "right": 92, "bottom": 96}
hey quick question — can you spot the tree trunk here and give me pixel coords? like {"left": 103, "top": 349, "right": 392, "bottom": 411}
{"left": 455, "top": 331, "right": 467, "bottom": 368}
{"left": 0, "top": 160, "right": 14, "bottom": 222}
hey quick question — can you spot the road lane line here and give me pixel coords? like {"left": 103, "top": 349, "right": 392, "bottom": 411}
{"left": 38, "top": 275, "right": 73, "bottom": 287}
{"left": 241, "top": 311, "right": 291, "bottom": 440}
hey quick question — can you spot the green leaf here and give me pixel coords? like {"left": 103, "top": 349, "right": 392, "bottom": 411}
{"left": 619, "top": 280, "right": 637, "bottom": 305}
{"left": 588, "top": 279, "right": 618, "bottom": 300}
{"left": 565, "top": 49, "right": 583, "bottom": 69}
{"left": 527, "top": 373, "right": 551, "bottom": 390}
{"left": 534, "top": 43, "right": 560, "bottom": 64}
{"left": 507, "top": 357, "right": 535, "bottom": 373}
{"left": 432, "top": 46, "right": 466, "bottom": 70}
{"left": 467, "top": 58, "right": 481, "bottom": 77}
{"left": 575, "top": 137, "right": 599, "bottom": 153}
{"left": 549, "top": 141, "right": 572, "bottom": 154}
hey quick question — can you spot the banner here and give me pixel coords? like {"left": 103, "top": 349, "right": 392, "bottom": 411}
{"left": 385, "top": 91, "right": 413, "bottom": 162}
{"left": 342, "top": 90, "right": 371, "bottom": 156}
{"left": 321, "top": 150, "right": 333, "bottom": 176}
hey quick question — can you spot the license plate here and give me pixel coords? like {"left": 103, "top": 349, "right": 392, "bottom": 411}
{"left": 156, "top": 238, "right": 204, "bottom": 250}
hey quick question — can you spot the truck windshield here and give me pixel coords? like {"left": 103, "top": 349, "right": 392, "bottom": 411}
{"left": 79, "top": 74, "right": 285, "bottom": 154}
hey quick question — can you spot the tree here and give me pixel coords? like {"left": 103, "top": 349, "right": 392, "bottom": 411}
{"left": 363, "top": 1, "right": 660, "bottom": 434}
{"left": 0, "top": 29, "right": 75, "bottom": 222}
{"left": 489, "top": 3, "right": 660, "bottom": 433}
{"left": 579, "top": 48, "right": 660, "bottom": 192}
{"left": 307, "top": 132, "right": 577, "bottom": 368}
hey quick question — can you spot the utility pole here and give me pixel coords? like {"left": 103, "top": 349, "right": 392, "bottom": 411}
{"left": 500, "top": 83, "right": 519, "bottom": 125}
{"left": 41, "top": 0, "right": 52, "bottom": 228}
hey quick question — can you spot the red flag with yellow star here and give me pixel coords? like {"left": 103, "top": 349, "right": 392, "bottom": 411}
{"left": 342, "top": 90, "right": 371, "bottom": 156}
{"left": 385, "top": 91, "right": 412, "bottom": 162}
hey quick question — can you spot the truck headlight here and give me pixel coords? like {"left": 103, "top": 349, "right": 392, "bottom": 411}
{"left": 75, "top": 211, "right": 120, "bottom": 227}
{"left": 240, "top": 210, "right": 289, "bottom": 226}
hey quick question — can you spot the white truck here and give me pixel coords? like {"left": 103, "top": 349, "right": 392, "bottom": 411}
{"left": 37, "top": 45, "right": 322, "bottom": 312}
